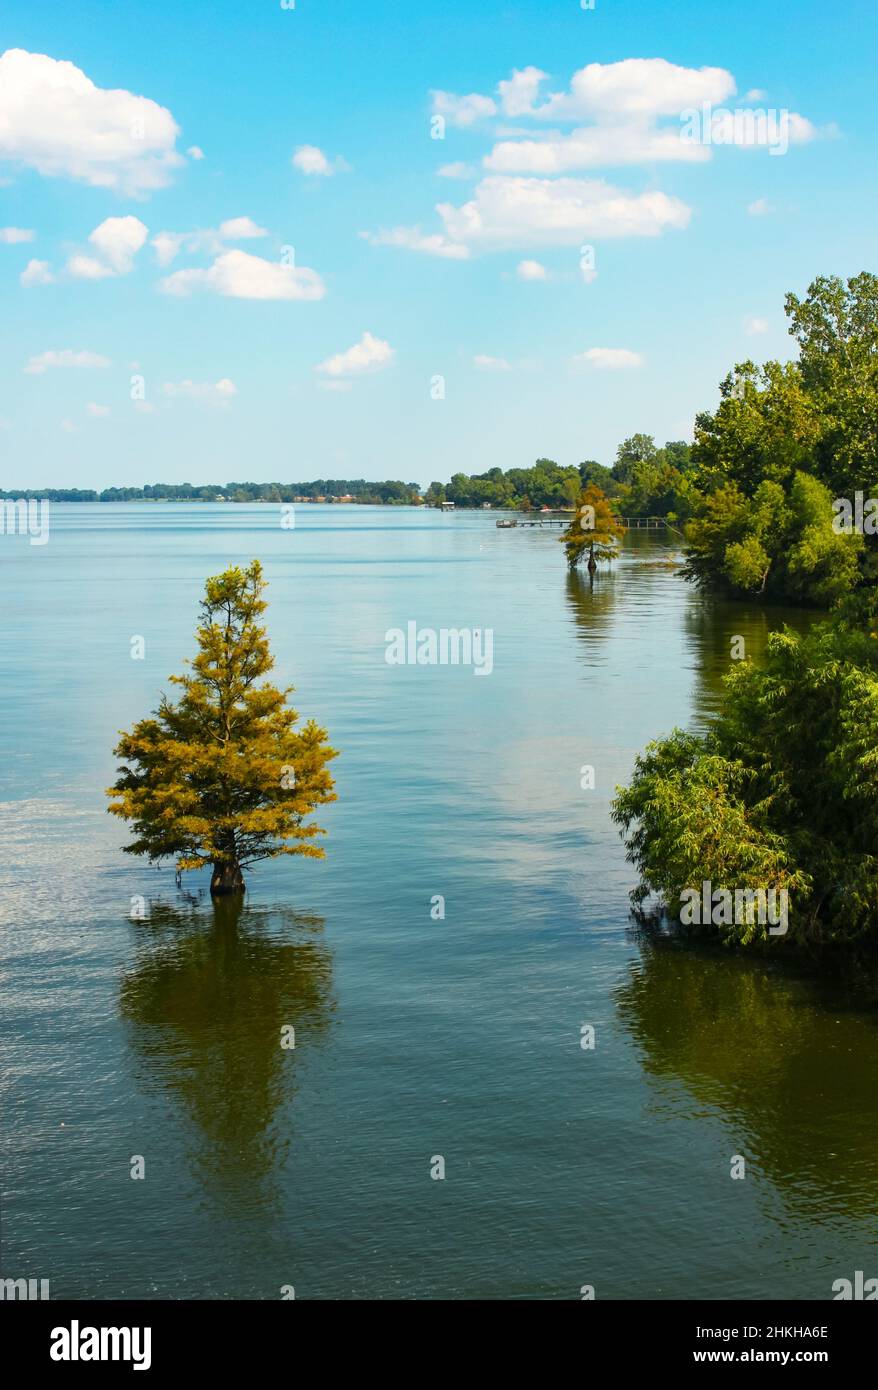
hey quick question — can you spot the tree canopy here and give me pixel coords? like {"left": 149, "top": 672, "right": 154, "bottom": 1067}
{"left": 561, "top": 484, "right": 625, "bottom": 571}
{"left": 681, "top": 272, "right": 878, "bottom": 602}
{"left": 107, "top": 560, "right": 337, "bottom": 895}
{"left": 612, "top": 592, "right": 878, "bottom": 948}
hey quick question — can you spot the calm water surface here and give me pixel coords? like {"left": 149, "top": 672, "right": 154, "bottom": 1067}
{"left": 2, "top": 504, "right": 876, "bottom": 1299}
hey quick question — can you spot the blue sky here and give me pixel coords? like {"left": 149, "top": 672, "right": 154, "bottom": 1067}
{"left": 2, "top": 0, "right": 877, "bottom": 490}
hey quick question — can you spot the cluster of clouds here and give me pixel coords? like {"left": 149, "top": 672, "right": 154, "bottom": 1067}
{"left": 365, "top": 58, "right": 816, "bottom": 266}
{"left": 19, "top": 329, "right": 399, "bottom": 412}
{"left": 1, "top": 48, "right": 334, "bottom": 300}
{"left": 431, "top": 57, "right": 815, "bottom": 150}
{"left": 20, "top": 345, "right": 242, "bottom": 420}
{"left": 12, "top": 211, "right": 327, "bottom": 300}
{"left": 0, "top": 48, "right": 345, "bottom": 195}
{"left": 2, "top": 46, "right": 808, "bottom": 422}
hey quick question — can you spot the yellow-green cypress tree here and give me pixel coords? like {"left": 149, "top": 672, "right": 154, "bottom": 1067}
{"left": 561, "top": 484, "right": 625, "bottom": 572}
{"left": 107, "top": 560, "right": 337, "bottom": 895}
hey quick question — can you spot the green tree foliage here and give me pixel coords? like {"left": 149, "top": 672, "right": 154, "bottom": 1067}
{"left": 691, "top": 361, "right": 822, "bottom": 496}
{"left": 107, "top": 561, "right": 337, "bottom": 895}
{"left": 612, "top": 594, "right": 878, "bottom": 947}
{"left": 612, "top": 433, "right": 659, "bottom": 486}
{"left": 578, "top": 460, "right": 620, "bottom": 496}
{"left": 684, "top": 273, "right": 878, "bottom": 601}
{"left": 785, "top": 271, "right": 878, "bottom": 496}
{"left": 423, "top": 480, "right": 447, "bottom": 505}
{"left": 608, "top": 436, "right": 694, "bottom": 518}
{"left": 443, "top": 459, "right": 582, "bottom": 509}
{"left": 561, "top": 484, "right": 625, "bottom": 571}
{"left": 682, "top": 471, "right": 862, "bottom": 604}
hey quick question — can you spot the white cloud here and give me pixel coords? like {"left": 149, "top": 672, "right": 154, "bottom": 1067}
{"left": 151, "top": 217, "right": 269, "bottom": 266}
{"left": 361, "top": 225, "right": 470, "bottom": 259}
{"left": 434, "top": 62, "right": 816, "bottom": 178}
{"left": 747, "top": 197, "right": 772, "bottom": 215}
{"left": 498, "top": 67, "right": 549, "bottom": 117}
{"left": 293, "top": 145, "right": 330, "bottom": 175}
{"left": 485, "top": 124, "right": 711, "bottom": 173}
{"left": 61, "top": 418, "right": 77, "bottom": 433}
{"left": 745, "top": 89, "right": 767, "bottom": 102}
{"left": 0, "top": 226, "right": 34, "bottom": 243}
{"left": 217, "top": 216, "right": 267, "bottom": 240}
{"left": 474, "top": 354, "right": 512, "bottom": 370}
{"left": 24, "top": 348, "right": 110, "bottom": 374}
{"left": 0, "top": 48, "right": 183, "bottom": 195}
{"left": 431, "top": 90, "right": 497, "bottom": 128}
{"left": 516, "top": 259, "right": 548, "bottom": 281}
{"left": 187, "top": 145, "right": 205, "bottom": 160}
{"left": 437, "top": 162, "right": 475, "bottom": 179}
{"left": 315, "top": 331, "right": 394, "bottom": 379}
{"left": 159, "top": 248, "right": 325, "bottom": 300}
{"left": 573, "top": 347, "right": 644, "bottom": 370}
{"left": 745, "top": 315, "right": 769, "bottom": 335}
{"left": 86, "top": 402, "right": 110, "bottom": 417}
{"left": 480, "top": 63, "right": 816, "bottom": 172}
{"left": 68, "top": 215, "right": 148, "bottom": 279}
{"left": 161, "top": 378, "right": 237, "bottom": 405}
{"left": 292, "top": 145, "right": 347, "bottom": 176}
{"left": 66, "top": 256, "right": 109, "bottom": 281}
{"left": 437, "top": 176, "right": 690, "bottom": 250}
{"left": 20, "top": 258, "right": 53, "bottom": 286}
{"left": 151, "top": 232, "right": 185, "bottom": 267}
{"left": 512, "top": 58, "right": 736, "bottom": 122}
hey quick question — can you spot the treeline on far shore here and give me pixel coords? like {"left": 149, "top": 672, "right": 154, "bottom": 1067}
{"left": 0, "top": 480, "right": 423, "bottom": 504}
{"left": 2, "top": 447, "right": 693, "bottom": 513}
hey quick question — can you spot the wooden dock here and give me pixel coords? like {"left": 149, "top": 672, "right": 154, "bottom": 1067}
{"left": 498, "top": 515, "right": 673, "bottom": 530}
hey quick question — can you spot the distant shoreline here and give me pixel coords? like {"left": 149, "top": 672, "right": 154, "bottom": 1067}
{"left": 0, "top": 494, "right": 535, "bottom": 511}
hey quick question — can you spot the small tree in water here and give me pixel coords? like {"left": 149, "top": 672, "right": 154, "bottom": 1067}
{"left": 561, "top": 484, "right": 625, "bottom": 573}
{"left": 107, "top": 560, "right": 337, "bottom": 895}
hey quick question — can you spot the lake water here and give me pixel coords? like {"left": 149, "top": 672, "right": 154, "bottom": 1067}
{"left": 3, "top": 503, "right": 877, "bottom": 1300}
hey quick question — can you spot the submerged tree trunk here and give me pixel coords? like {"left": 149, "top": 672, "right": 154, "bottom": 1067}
{"left": 210, "top": 859, "right": 245, "bottom": 896}
{"left": 587, "top": 541, "right": 597, "bottom": 575}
